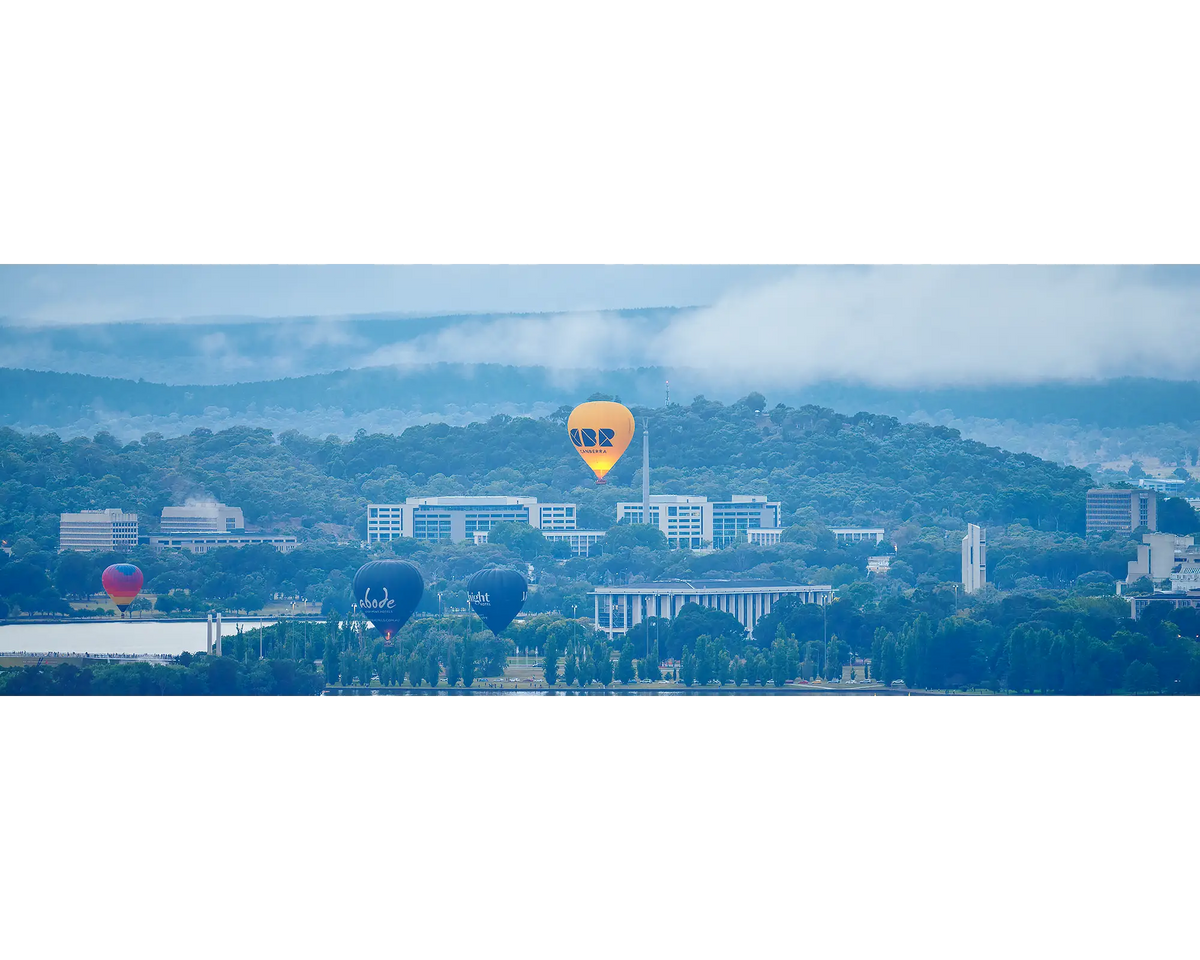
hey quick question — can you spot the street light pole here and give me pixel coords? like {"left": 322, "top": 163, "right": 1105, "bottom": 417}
{"left": 823, "top": 597, "right": 829, "bottom": 681}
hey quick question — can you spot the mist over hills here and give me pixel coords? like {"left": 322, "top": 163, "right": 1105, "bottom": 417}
{"left": 2, "top": 365, "right": 1198, "bottom": 483}
{"left": 2, "top": 289, "right": 1199, "bottom": 477}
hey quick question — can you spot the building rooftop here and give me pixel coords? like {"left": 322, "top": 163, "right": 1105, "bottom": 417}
{"left": 403, "top": 496, "right": 538, "bottom": 506}
{"left": 596, "top": 578, "right": 814, "bottom": 591}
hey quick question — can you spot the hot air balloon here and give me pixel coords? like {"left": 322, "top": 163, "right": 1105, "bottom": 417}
{"left": 353, "top": 559, "right": 424, "bottom": 641}
{"left": 102, "top": 563, "right": 144, "bottom": 616}
{"left": 567, "top": 400, "right": 635, "bottom": 483}
{"left": 467, "top": 568, "right": 528, "bottom": 635}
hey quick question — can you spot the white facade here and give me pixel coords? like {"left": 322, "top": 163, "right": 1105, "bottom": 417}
{"left": 593, "top": 579, "right": 832, "bottom": 639}
{"left": 831, "top": 527, "right": 886, "bottom": 544}
{"left": 149, "top": 534, "right": 298, "bottom": 555}
{"left": 1169, "top": 569, "right": 1200, "bottom": 593}
{"left": 746, "top": 527, "right": 783, "bottom": 546}
{"left": 1137, "top": 477, "right": 1186, "bottom": 493}
{"left": 59, "top": 509, "right": 139, "bottom": 552}
{"left": 867, "top": 555, "right": 892, "bottom": 574}
{"left": 367, "top": 497, "right": 579, "bottom": 544}
{"left": 542, "top": 530, "right": 606, "bottom": 557}
{"left": 961, "top": 524, "right": 986, "bottom": 594}
{"left": 161, "top": 503, "right": 244, "bottom": 535}
{"left": 471, "top": 527, "right": 605, "bottom": 557}
{"left": 1127, "top": 533, "right": 1200, "bottom": 584}
{"left": 615, "top": 494, "right": 781, "bottom": 549}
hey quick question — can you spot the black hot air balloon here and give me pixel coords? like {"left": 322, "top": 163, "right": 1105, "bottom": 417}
{"left": 353, "top": 559, "right": 424, "bottom": 641}
{"left": 467, "top": 568, "right": 528, "bottom": 635}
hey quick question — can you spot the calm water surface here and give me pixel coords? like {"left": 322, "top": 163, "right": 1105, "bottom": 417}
{"left": 0, "top": 620, "right": 276, "bottom": 656}
{"left": 328, "top": 686, "right": 907, "bottom": 700}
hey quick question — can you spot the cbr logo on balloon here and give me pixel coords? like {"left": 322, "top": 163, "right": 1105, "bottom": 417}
{"left": 567, "top": 401, "right": 634, "bottom": 484}
{"left": 569, "top": 428, "right": 615, "bottom": 451}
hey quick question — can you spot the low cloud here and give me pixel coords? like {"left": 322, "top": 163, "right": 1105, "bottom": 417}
{"left": 364, "top": 267, "right": 1200, "bottom": 387}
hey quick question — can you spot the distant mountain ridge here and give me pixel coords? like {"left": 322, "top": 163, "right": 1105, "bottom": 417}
{"left": 1, "top": 365, "right": 1197, "bottom": 433}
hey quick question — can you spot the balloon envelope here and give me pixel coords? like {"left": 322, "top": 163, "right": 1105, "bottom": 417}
{"left": 568, "top": 400, "right": 635, "bottom": 483}
{"left": 353, "top": 559, "right": 424, "bottom": 640}
{"left": 102, "top": 563, "right": 143, "bottom": 613}
{"left": 467, "top": 568, "right": 528, "bottom": 635}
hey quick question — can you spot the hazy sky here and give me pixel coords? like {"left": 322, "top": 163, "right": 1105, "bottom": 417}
{"left": 0, "top": 265, "right": 796, "bottom": 324}
{"left": 2, "top": 265, "right": 1199, "bottom": 387}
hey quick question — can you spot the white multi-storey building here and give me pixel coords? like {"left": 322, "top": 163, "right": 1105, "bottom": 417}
{"left": 746, "top": 528, "right": 783, "bottom": 546}
{"left": 161, "top": 502, "right": 245, "bottom": 535}
{"left": 867, "top": 555, "right": 892, "bottom": 574}
{"left": 59, "top": 509, "right": 139, "bottom": 552}
{"left": 149, "top": 534, "right": 298, "bottom": 555}
{"left": 593, "top": 579, "right": 831, "bottom": 639}
{"left": 615, "top": 495, "right": 781, "bottom": 549}
{"left": 831, "top": 527, "right": 886, "bottom": 545}
{"left": 961, "top": 524, "right": 986, "bottom": 594}
{"left": 1136, "top": 477, "right": 1186, "bottom": 494}
{"left": 366, "top": 497, "right": 586, "bottom": 545}
{"left": 471, "top": 527, "right": 606, "bottom": 557}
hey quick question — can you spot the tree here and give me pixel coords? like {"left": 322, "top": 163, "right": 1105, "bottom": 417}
{"left": 324, "top": 644, "right": 340, "bottom": 686}
{"left": 640, "top": 641, "right": 662, "bottom": 683}
{"left": 54, "top": 551, "right": 95, "bottom": 599}
{"left": 1124, "top": 660, "right": 1161, "bottom": 694}
{"left": 487, "top": 521, "right": 550, "bottom": 561}
{"left": 680, "top": 650, "right": 696, "bottom": 687}
{"left": 771, "top": 638, "right": 788, "bottom": 687}
{"left": 564, "top": 653, "right": 578, "bottom": 687}
{"left": 693, "top": 636, "right": 714, "bottom": 685}
{"left": 601, "top": 524, "right": 668, "bottom": 554}
{"left": 425, "top": 650, "right": 441, "bottom": 687}
{"left": 446, "top": 649, "right": 461, "bottom": 687}
{"left": 596, "top": 644, "right": 614, "bottom": 686}
{"left": 543, "top": 640, "right": 559, "bottom": 686}
{"left": 462, "top": 638, "right": 476, "bottom": 687}
{"left": 1158, "top": 497, "right": 1200, "bottom": 535}
{"left": 408, "top": 653, "right": 424, "bottom": 686}
{"left": 717, "top": 652, "right": 731, "bottom": 685}
{"left": 734, "top": 658, "right": 747, "bottom": 686}
{"left": 617, "top": 642, "right": 636, "bottom": 684}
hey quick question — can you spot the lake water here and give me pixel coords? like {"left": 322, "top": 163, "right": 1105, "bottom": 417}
{"left": 324, "top": 686, "right": 912, "bottom": 700}
{"left": 0, "top": 620, "right": 276, "bottom": 656}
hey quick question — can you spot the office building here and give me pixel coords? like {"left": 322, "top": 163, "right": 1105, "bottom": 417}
{"left": 614, "top": 494, "right": 781, "bottom": 549}
{"left": 149, "top": 534, "right": 298, "bottom": 555}
{"left": 161, "top": 502, "right": 244, "bottom": 535}
{"left": 1126, "top": 533, "right": 1200, "bottom": 584}
{"left": 1086, "top": 488, "right": 1156, "bottom": 535}
{"left": 961, "top": 524, "right": 986, "bottom": 594}
{"left": 867, "top": 555, "right": 892, "bottom": 575}
{"left": 1136, "top": 477, "right": 1187, "bottom": 494}
{"left": 746, "top": 527, "right": 783, "bottom": 546}
{"left": 592, "top": 579, "right": 831, "bottom": 639}
{"left": 366, "top": 497, "right": 580, "bottom": 544}
{"left": 1130, "top": 595, "right": 1200, "bottom": 621}
{"left": 831, "top": 527, "right": 886, "bottom": 545}
{"left": 1169, "top": 569, "right": 1200, "bottom": 593}
{"left": 471, "top": 527, "right": 606, "bottom": 557}
{"left": 59, "top": 509, "right": 139, "bottom": 552}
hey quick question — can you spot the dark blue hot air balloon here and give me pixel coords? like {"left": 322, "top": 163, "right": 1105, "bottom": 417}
{"left": 467, "top": 568, "right": 528, "bottom": 635}
{"left": 353, "top": 559, "right": 424, "bottom": 641}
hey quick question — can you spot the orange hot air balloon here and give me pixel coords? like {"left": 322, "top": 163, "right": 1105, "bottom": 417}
{"left": 568, "top": 400, "right": 635, "bottom": 484}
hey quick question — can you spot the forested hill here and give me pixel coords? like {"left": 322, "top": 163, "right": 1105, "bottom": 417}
{"left": 0, "top": 394, "right": 1094, "bottom": 548}
{"left": 3, "top": 366, "right": 1199, "bottom": 438}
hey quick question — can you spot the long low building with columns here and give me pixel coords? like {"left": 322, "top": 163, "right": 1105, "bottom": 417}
{"left": 592, "top": 579, "right": 832, "bottom": 640}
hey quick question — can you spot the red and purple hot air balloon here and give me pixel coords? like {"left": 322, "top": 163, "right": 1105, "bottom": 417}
{"left": 102, "top": 563, "right": 144, "bottom": 616}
